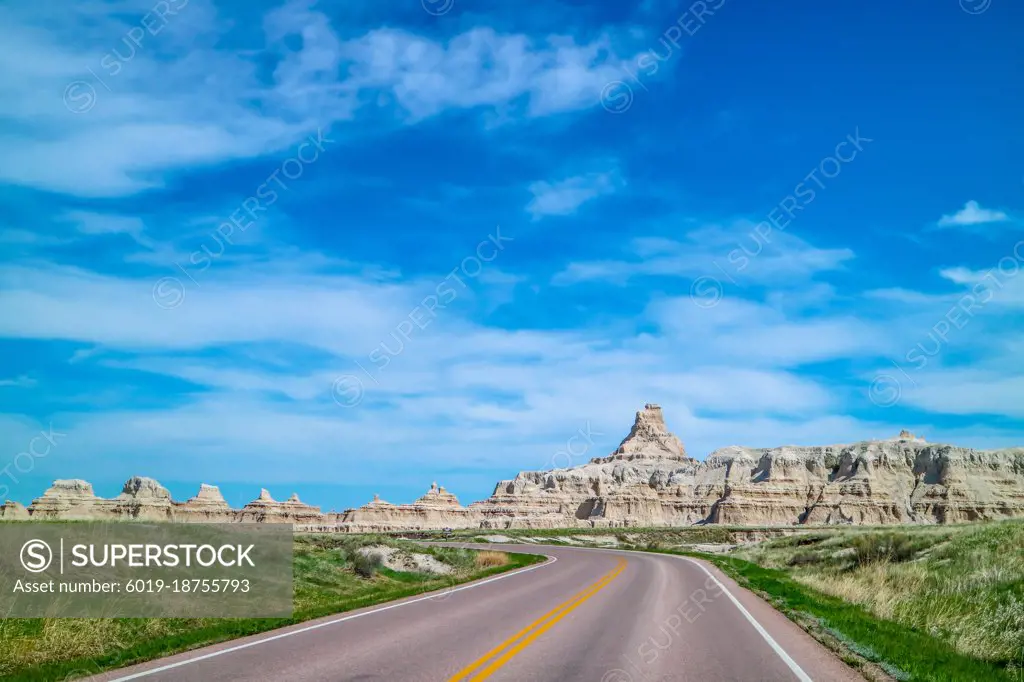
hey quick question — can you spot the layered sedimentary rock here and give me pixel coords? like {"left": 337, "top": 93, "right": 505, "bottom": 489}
{"left": 468, "top": 406, "right": 1024, "bottom": 528}
{"left": 470, "top": 404, "right": 718, "bottom": 528}
{"left": 174, "top": 484, "right": 235, "bottom": 522}
{"left": 237, "top": 489, "right": 323, "bottom": 524}
{"left": 707, "top": 433, "right": 1024, "bottom": 526}
{"left": 469, "top": 405, "right": 718, "bottom": 528}
{"left": 11, "top": 406, "right": 1024, "bottom": 528}
{"left": 333, "top": 483, "right": 479, "bottom": 532}
{"left": 28, "top": 479, "right": 103, "bottom": 519}
{"left": 13, "top": 477, "right": 480, "bottom": 529}
{"left": 107, "top": 476, "right": 175, "bottom": 520}
{"left": 0, "top": 500, "right": 29, "bottom": 519}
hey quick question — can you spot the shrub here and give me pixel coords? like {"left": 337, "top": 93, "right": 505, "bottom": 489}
{"left": 353, "top": 552, "right": 383, "bottom": 578}
{"left": 795, "top": 534, "right": 829, "bottom": 547}
{"left": 851, "top": 533, "right": 916, "bottom": 566}
{"left": 428, "top": 546, "right": 474, "bottom": 571}
{"left": 787, "top": 551, "right": 821, "bottom": 567}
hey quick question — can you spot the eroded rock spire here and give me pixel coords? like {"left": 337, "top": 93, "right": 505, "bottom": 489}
{"left": 607, "top": 403, "right": 689, "bottom": 461}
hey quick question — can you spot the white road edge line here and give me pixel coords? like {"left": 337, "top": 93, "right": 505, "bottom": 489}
{"left": 551, "top": 545, "right": 813, "bottom": 682}
{"left": 670, "top": 555, "right": 814, "bottom": 682}
{"left": 103, "top": 554, "right": 556, "bottom": 682}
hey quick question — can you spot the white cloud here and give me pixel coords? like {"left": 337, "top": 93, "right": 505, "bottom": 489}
{"left": 0, "top": 2, "right": 642, "bottom": 197}
{"left": 61, "top": 210, "right": 170, "bottom": 254}
{"left": 0, "top": 400, "right": 863, "bottom": 493}
{"left": 553, "top": 222, "right": 854, "bottom": 286}
{"left": 0, "top": 375, "right": 36, "bottom": 388}
{"left": 937, "top": 200, "right": 1009, "bottom": 227}
{"left": 2, "top": 244, "right": 1021, "bottom": 491}
{"left": 64, "top": 211, "right": 146, "bottom": 240}
{"left": 0, "top": 229, "right": 73, "bottom": 247}
{"left": 341, "top": 28, "right": 639, "bottom": 121}
{"left": 8, "top": 399, "right": 1021, "bottom": 501}
{"left": 1, "top": 2, "right": 1021, "bottom": 497}
{"left": 525, "top": 170, "right": 621, "bottom": 220}
{"left": 0, "top": 261, "right": 413, "bottom": 354}
{"left": 864, "top": 287, "right": 955, "bottom": 305}
{"left": 938, "top": 265, "right": 1024, "bottom": 308}
{"left": 0, "top": 0, "right": 322, "bottom": 196}
{"left": 649, "top": 295, "right": 892, "bottom": 368}
{"left": 895, "top": 369, "right": 1024, "bottom": 419}
{"left": 0, "top": 241, "right": 903, "bottom": 485}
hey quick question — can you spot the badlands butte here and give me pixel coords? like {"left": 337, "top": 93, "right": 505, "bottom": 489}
{"left": 4, "top": 405, "right": 1024, "bottom": 530}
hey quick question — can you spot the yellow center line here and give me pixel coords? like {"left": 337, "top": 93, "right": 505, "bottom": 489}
{"left": 448, "top": 558, "right": 627, "bottom": 682}
{"left": 447, "top": 562, "right": 622, "bottom": 682}
{"left": 448, "top": 559, "right": 626, "bottom": 682}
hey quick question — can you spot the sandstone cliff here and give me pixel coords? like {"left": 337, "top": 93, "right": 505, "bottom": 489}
{"left": 11, "top": 405, "right": 1024, "bottom": 528}
{"left": 238, "top": 489, "right": 323, "bottom": 524}
{"left": 470, "top": 409, "right": 1024, "bottom": 527}
{"left": 28, "top": 479, "right": 102, "bottom": 519}
{"left": 328, "top": 484, "right": 478, "bottom": 533}
{"left": 19, "top": 480, "right": 324, "bottom": 524}
{"left": 0, "top": 500, "right": 29, "bottom": 519}
{"left": 13, "top": 478, "right": 478, "bottom": 531}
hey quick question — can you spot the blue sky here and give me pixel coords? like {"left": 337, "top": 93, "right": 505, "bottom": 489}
{"left": 1, "top": 0, "right": 1022, "bottom": 511}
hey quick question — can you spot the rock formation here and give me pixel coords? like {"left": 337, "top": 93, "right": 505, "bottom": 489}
{"left": 175, "top": 484, "right": 235, "bottom": 522}
{"left": 331, "top": 482, "right": 478, "bottom": 532}
{"left": 108, "top": 476, "right": 174, "bottom": 520}
{"left": 470, "top": 406, "right": 1024, "bottom": 527}
{"left": 0, "top": 500, "right": 29, "bottom": 519}
{"left": 238, "top": 488, "right": 323, "bottom": 524}
{"left": 9, "top": 405, "right": 1024, "bottom": 528}
{"left": 896, "top": 429, "right": 926, "bottom": 443}
{"left": 469, "top": 404, "right": 717, "bottom": 528}
{"left": 28, "top": 479, "right": 103, "bottom": 519}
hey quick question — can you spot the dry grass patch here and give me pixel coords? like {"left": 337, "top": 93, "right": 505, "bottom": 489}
{"left": 474, "top": 551, "right": 510, "bottom": 569}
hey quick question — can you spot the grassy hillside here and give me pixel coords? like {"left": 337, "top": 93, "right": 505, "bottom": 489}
{"left": 727, "top": 520, "right": 1024, "bottom": 676}
{"left": 0, "top": 535, "right": 542, "bottom": 681}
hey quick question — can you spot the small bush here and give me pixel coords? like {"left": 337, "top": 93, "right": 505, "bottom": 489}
{"left": 788, "top": 551, "right": 821, "bottom": 567}
{"left": 796, "top": 534, "right": 829, "bottom": 547}
{"left": 353, "top": 552, "right": 383, "bottom": 578}
{"left": 428, "top": 546, "right": 474, "bottom": 571}
{"left": 851, "top": 533, "right": 916, "bottom": 566}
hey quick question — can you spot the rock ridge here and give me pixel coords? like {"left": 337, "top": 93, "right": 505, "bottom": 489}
{"left": 8, "top": 406, "right": 1024, "bottom": 529}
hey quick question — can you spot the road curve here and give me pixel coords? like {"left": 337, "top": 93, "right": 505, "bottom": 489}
{"left": 89, "top": 544, "right": 863, "bottom": 682}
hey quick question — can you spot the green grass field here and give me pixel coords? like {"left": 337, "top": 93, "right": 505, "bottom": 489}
{"left": 0, "top": 534, "right": 542, "bottom": 681}
{"left": 717, "top": 520, "right": 1024, "bottom": 680}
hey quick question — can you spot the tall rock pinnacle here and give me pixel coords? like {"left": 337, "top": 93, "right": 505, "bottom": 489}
{"left": 608, "top": 403, "right": 689, "bottom": 461}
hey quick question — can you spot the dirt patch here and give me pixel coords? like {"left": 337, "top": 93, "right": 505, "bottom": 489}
{"left": 688, "top": 543, "right": 738, "bottom": 554}
{"left": 357, "top": 546, "right": 453, "bottom": 575}
{"left": 576, "top": 535, "right": 619, "bottom": 546}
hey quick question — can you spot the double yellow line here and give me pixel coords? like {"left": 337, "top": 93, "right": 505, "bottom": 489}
{"left": 448, "top": 558, "right": 628, "bottom": 681}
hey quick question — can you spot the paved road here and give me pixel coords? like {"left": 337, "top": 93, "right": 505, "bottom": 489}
{"left": 92, "top": 544, "right": 864, "bottom": 682}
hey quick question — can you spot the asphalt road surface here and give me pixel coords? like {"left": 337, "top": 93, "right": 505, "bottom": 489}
{"left": 91, "top": 544, "right": 864, "bottom": 682}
